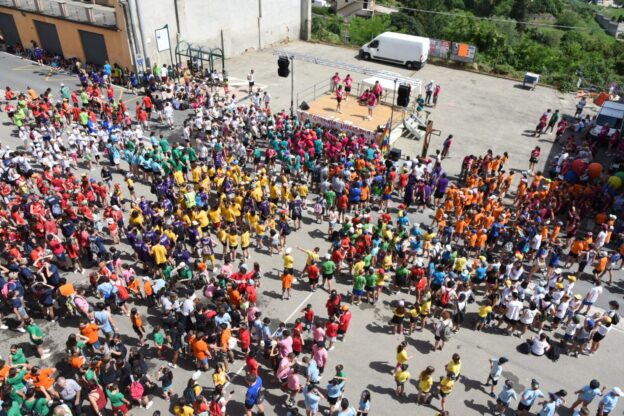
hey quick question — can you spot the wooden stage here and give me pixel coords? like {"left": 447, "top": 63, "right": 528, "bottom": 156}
{"left": 305, "top": 92, "right": 400, "bottom": 132}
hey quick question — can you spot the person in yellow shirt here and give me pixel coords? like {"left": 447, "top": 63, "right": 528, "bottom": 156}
{"left": 150, "top": 242, "right": 168, "bottom": 276}
{"left": 394, "top": 364, "right": 410, "bottom": 397}
{"left": 417, "top": 366, "right": 435, "bottom": 405}
{"left": 297, "top": 246, "right": 320, "bottom": 279}
{"left": 193, "top": 207, "right": 210, "bottom": 233}
{"left": 438, "top": 372, "right": 456, "bottom": 412}
{"left": 208, "top": 205, "right": 222, "bottom": 229}
{"left": 227, "top": 228, "right": 239, "bottom": 260}
{"left": 241, "top": 227, "right": 251, "bottom": 260}
{"left": 445, "top": 353, "right": 462, "bottom": 379}
{"left": 282, "top": 247, "right": 295, "bottom": 274}
{"left": 475, "top": 299, "right": 493, "bottom": 331}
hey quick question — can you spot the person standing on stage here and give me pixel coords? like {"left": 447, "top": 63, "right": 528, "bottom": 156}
{"left": 336, "top": 85, "right": 344, "bottom": 114}
{"left": 344, "top": 74, "right": 353, "bottom": 101}
{"left": 331, "top": 72, "right": 341, "bottom": 92}
{"left": 367, "top": 92, "right": 378, "bottom": 120}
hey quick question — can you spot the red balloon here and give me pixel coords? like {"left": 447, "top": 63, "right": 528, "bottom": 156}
{"left": 572, "top": 159, "right": 586, "bottom": 175}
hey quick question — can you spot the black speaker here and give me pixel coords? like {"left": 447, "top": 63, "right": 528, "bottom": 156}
{"left": 397, "top": 84, "right": 411, "bottom": 107}
{"left": 300, "top": 101, "right": 310, "bottom": 110}
{"left": 278, "top": 57, "right": 290, "bottom": 78}
{"left": 389, "top": 147, "right": 402, "bottom": 161}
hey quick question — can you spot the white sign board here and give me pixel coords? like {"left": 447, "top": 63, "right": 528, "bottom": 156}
{"left": 155, "top": 27, "right": 170, "bottom": 52}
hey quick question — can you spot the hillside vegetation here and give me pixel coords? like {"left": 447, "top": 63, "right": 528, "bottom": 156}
{"left": 312, "top": 0, "right": 624, "bottom": 91}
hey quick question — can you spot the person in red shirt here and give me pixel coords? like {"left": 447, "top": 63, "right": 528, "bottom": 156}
{"left": 292, "top": 328, "right": 303, "bottom": 356}
{"left": 336, "top": 192, "right": 348, "bottom": 222}
{"left": 307, "top": 264, "right": 320, "bottom": 291}
{"left": 324, "top": 317, "right": 339, "bottom": 351}
{"left": 245, "top": 350, "right": 259, "bottom": 377}
{"left": 338, "top": 305, "right": 352, "bottom": 341}
{"left": 237, "top": 322, "right": 251, "bottom": 355}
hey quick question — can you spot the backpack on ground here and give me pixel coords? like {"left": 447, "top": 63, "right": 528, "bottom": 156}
{"left": 546, "top": 343, "right": 561, "bottom": 362}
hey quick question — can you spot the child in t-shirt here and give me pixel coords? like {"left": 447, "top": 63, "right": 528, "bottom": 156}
{"left": 281, "top": 272, "right": 293, "bottom": 300}
{"left": 485, "top": 356, "right": 508, "bottom": 397}
{"left": 476, "top": 299, "right": 493, "bottom": 331}
{"left": 152, "top": 325, "right": 165, "bottom": 359}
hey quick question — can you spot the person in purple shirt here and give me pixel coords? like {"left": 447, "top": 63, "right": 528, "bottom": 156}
{"left": 434, "top": 173, "right": 449, "bottom": 205}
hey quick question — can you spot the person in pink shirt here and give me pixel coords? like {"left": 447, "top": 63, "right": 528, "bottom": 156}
{"left": 312, "top": 319, "right": 326, "bottom": 344}
{"left": 276, "top": 352, "right": 296, "bottom": 386}
{"left": 330, "top": 72, "right": 341, "bottom": 92}
{"left": 312, "top": 342, "right": 329, "bottom": 374}
{"left": 344, "top": 74, "right": 353, "bottom": 101}
{"left": 286, "top": 364, "right": 302, "bottom": 407}
{"left": 335, "top": 86, "right": 344, "bottom": 114}
{"left": 367, "top": 93, "right": 378, "bottom": 120}
{"left": 277, "top": 330, "right": 294, "bottom": 358}
{"left": 372, "top": 80, "right": 383, "bottom": 99}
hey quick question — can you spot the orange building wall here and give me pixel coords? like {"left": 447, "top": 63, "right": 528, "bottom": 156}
{"left": 0, "top": 6, "right": 132, "bottom": 68}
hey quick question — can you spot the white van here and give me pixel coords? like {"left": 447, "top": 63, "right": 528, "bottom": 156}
{"left": 359, "top": 32, "right": 430, "bottom": 70}
{"left": 589, "top": 100, "right": 624, "bottom": 139}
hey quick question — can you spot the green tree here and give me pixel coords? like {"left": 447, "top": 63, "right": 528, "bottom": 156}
{"left": 348, "top": 15, "right": 391, "bottom": 45}
{"left": 389, "top": 12, "right": 425, "bottom": 36}
{"left": 556, "top": 10, "right": 579, "bottom": 28}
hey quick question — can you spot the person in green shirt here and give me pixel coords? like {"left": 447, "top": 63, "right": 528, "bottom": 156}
{"left": 324, "top": 189, "right": 336, "bottom": 208}
{"left": 321, "top": 255, "right": 336, "bottom": 292}
{"left": 5, "top": 400, "right": 22, "bottom": 416}
{"left": 106, "top": 383, "right": 130, "bottom": 413}
{"left": 152, "top": 325, "right": 166, "bottom": 359}
{"left": 7, "top": 367, "right": 27, "bottom": 392}
{"left": 26, "top": 318, "right": 50, "bottom": 359}
{"left": 364, "top": 269, "right": 377, "bottom": 304}
{"left": 9, "top": 345, "right": 27, "bottom": 365}
{"left": 24, "top": 388, "right": 51, "bottom": 416}
{"left": 159, "top": 136, "right": 171, "bottom": 153}
{"left": 351, "top": 273, "right": 366, "bottom": 305}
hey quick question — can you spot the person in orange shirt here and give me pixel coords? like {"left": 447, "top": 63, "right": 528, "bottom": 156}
{"left": 127, "top": 275, "right": 142, "bottom": 299}
{"left": 130, "top": 308, "right": 146, "bottom": 346}
{"left": 68, "top": 347, "right": 86, "bottom": 369}
{"left": 476, "top": 229, "right": 488, "bottom": 254}
{"left": 143, "top": 276, "right": 155, "bottom": 306}
{"left": 191, "top": 332, "right": 212, "bottom": 371}
{"left": 454, "top": 216, "right": 467, "bottom": 242}
{"left": 79, "top": 320, "right": 101, "bottom": 351}
{"left": 593, "top": 251, "right": 609, "bottom": 283}
{"left": 0, "top": 359, "right": 11, "bottom": 382}
{"left": 25, "top": 366, "right": 56, "bottom": 394}
{"left": 219, "top": 323, "right": 234, "bottom": 370}
{"left": 566, "top": 237, "right": 586, "bottom": 268}
{"left": 281, "top": 272, "right": 294, "bottom": 300}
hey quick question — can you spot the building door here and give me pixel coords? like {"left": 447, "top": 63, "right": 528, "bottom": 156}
{"left": 34, "top": 21, "right": 63, "bottom": 56}
{"left": 0, "top": 13, "right": 21, "bottom": 47}
{"left": 79, "top": 30, "right": 108, "bottom": 65}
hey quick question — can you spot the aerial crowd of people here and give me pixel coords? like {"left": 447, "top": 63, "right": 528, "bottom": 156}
{"left": 0, "top": 47, "right": 621, "bottom": 416}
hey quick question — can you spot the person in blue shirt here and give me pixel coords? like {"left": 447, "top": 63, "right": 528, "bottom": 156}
{"left": 244, "top": 375, "right": 264, "bottom": 415}
{"left": 537, "top": 390, "right": 567, "bottom": 416}
{"left": 570, "top": 379, "right": 604, "bottom": 411}
{"left": 495, "top": 380, "right": 518, "bottom": 415}
{"left": 597, "top": 387, "right": 622, "bottom": 416}
{"left": 303, "top": 356, "right": 320, "bottom": 385}
{"left": 303, "top": 382, "right": 324, "bottom": 415}
{"left": 517, "top": 379, "right": 544, "bottom": 416}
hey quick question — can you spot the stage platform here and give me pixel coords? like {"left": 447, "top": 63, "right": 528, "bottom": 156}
{"left": 298, "top": 92, "right": 404, "bottom": 140}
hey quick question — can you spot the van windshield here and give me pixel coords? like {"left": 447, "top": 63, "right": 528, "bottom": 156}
{"left": 596, "top": 113, "right": 623, "bottom": 130}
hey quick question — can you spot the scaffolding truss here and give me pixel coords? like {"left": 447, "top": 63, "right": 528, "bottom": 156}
{"left": 272, "top": 49, "right": 422, "bottom": 93}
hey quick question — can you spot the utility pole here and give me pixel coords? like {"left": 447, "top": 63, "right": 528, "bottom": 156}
{"left": 421, "top": 120, "right": 441, "bottom": 159}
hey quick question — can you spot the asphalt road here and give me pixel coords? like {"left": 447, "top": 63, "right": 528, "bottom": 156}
{"left": 0, "top": 48, "right": 622, "bottom": 416}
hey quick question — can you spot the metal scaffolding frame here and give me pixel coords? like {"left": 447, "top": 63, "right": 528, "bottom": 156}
{"left": 272, "top": 49, "right": 422, "bottom": 93}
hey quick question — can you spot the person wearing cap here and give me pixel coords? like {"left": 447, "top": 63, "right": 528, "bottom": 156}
{"left": 517, "top": 379, "right": 545, "bottom": 416}
{"left": 437, "top": 371, "right": 456, "bottom": 413}
{"left": 597, "top": 387, "right": 623, "bottom": 416}
{"left": 589, "top": 315, "right": 613, "bottom": 354}
{"left": 601, "top": 250, "right": 622, "bottom": 285}
{"left": 593, "top": 251, "right": 609, "bottom": 283}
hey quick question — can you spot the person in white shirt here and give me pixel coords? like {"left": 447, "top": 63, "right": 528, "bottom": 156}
{"left": 163, "top": 102, "right": 174, "bottom": 129}
{"left": 247, "top": 69, "right": 255, "bottom": 94}
{"left": 499, "top": 292, "right": 523, "bottom": 334}
{"left": 529, "top": 332, "right": 550, "bottom": 356}
{"left": 579, "top": 281, "right": 603, "bottom": 315}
